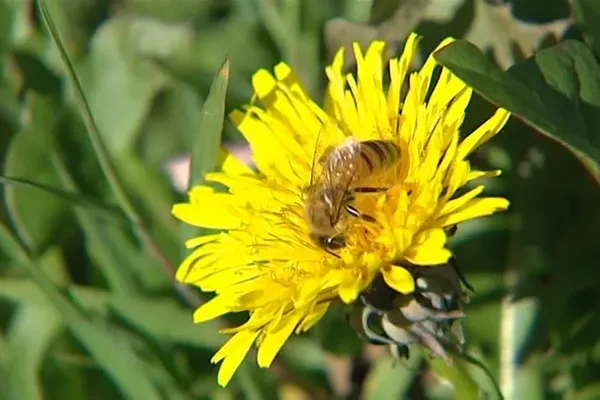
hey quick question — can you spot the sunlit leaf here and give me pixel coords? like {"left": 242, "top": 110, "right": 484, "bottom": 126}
{"left": 3, "top": 95, "right": 72, "bottom": 254}
{"left": 435, "top": 39, "right": 600, "bottom": 185}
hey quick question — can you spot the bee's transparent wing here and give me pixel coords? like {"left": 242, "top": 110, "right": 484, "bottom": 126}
{"left": 308, "top": 119, "right": 342, "bottom": 189}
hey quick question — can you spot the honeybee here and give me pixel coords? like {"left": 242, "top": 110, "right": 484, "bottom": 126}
{"left": 304, "top": 137, "right": 402, "bottom": 252}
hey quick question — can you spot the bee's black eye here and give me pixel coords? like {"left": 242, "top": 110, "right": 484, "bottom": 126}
{"left": 325, "top": 235, "right": 346, "bottom": 249}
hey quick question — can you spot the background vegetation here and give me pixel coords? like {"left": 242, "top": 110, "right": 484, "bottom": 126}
{"left": 1, "top": 0, "right": 599, "bottom": 399}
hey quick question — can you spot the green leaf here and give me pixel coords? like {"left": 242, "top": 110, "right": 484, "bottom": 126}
{"left": 0, "top": 333, "right": 15, "bottom": 400}
{"left": 0, "top": 278, "right": 221, "bottom": 349}
{"left": 11, "top": 49, "right": 62, "bottom": 95}
{"left": 5, "top": 303, "right": 62, "bottom": 400}
{"left": 51, "top": 155, "right": 142, "bottom": 295}
{"left": 139, "top": 84, "right": 202, "bottom": 166}
{"left": 180, "top": 58, "right": 229, "bottom": 244}
{"left": 0, "top": 226, "right": 163, "bottom": 400}
{"left": 430, "top": 357, "right": 481, "bottom": 400}
{"left": 362, "top": 352, "right": 422, "bottom": 400}
{"left": 110, "top": 296, "right": 224, "bottom": 349}
{"left": 72, "top": 18, "right": 168, "bottom": 154}
{"left": 572, "top": 0, "right": 600, "bottom": 59}
{"left": 434, "top": 39, "right": 600, "bottom": 185}
{"left": 3, "top": 95, "right": 72, "bottom": 254}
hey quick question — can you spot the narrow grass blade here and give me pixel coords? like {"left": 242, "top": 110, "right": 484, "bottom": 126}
{"left": 5, "top": 303, "right": 62, "bottom": 400}
{"left": 37, "top": 0, "right": 136, "bottom": 220}
{"left": 0, "top": 175, "right": 125, "bottom": 219}
{"left": 188, "top": 58, "right": 230, "bottom": 188}
{"left": 180, "top": 58, "right": 230, "bottom": 246}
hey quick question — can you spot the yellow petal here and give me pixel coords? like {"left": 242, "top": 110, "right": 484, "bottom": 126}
{"left": 324, "top": 45, "right": 346, "bottom": 114}
{"left": 184, "top": 233, "right": 221, "bottom": 249}
{"left": 229, "top": 109, "right": 307, "bottom": 185}
{"left": 175, "top": 245, "right": 213, "bottom": 282}
{"left": 444, "top": 160, "right": 470, "bottom": 198}
{"left": 221, "top": 303, "right": 282, "bottom": 334}
{"left": 457, "top": 109, "right": 511, "bottom": 160}
{"left": 467, "top": 169, "right": 502, "bottom": 182}
{"left": 405, "top": 245, "right": 452, "bottom": 266}
{"left": 296, "top": 302, "right": 330, "bottom": 333}
{"left": 251, "top": 68, "right": 277, "bottom": 99}
{"left": 257, "top": 312, "right": 303, "bottom": 368}
{"left": 199, "top": 267, "right": 263, "bottom": 292}
{"left": 382, "top": 265, "right": 415, "bottom": 294}
{"left": 388, "top": 33, "right": 419, "bottom": 120}
{"left": 274, "top": 62, "right": 311, "bottom": 104}
{"left": 219, "top": 148, "right": 255, "bottom": 175}
{"left": 436, "top": 197, "right": 510, "bottom": 227}
{"left": 404, "top": 228, "right": 452, "bottom": 265}
{"left": 189, "top": 185, "right": 214, "bottom": 202}
{"left": 194, "top": 295, "right": 231, "bottom": 323}
{"left": 172, "top": 200, "right": 243, "bottom": 230}
{"left": 339, "top": 277, "right": 361, "bottom": 304}
{"left": 439, "top": 185, "right": 484, "bottom": 217}
{"left": 212, "top": 330, "right": 260, "bottom": 387}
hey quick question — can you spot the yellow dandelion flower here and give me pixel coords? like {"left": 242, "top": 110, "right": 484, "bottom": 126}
{"left": 173, "top": 33, "right": 510, "bottom": 387}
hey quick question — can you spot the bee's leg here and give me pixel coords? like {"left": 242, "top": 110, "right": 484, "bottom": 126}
{"left": 449, "top": 256, "right": 475, "bottom": 293}
{"left": 344, "top": 204, "right": 376, "bottom": 222}
{"left": 353, "top": 187, "right": 388, "bottom": 193}
{"left": 324, "top": 248, "right": 341, "bottom": 258}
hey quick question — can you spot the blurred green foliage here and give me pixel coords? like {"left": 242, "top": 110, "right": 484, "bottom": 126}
{"left": 0, "top": 0, "right": 599, "bottom": 399}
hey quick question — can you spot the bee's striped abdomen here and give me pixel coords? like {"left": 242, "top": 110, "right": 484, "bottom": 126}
{"left": 355, "top": 140, "right": 401, "bottom": 176}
